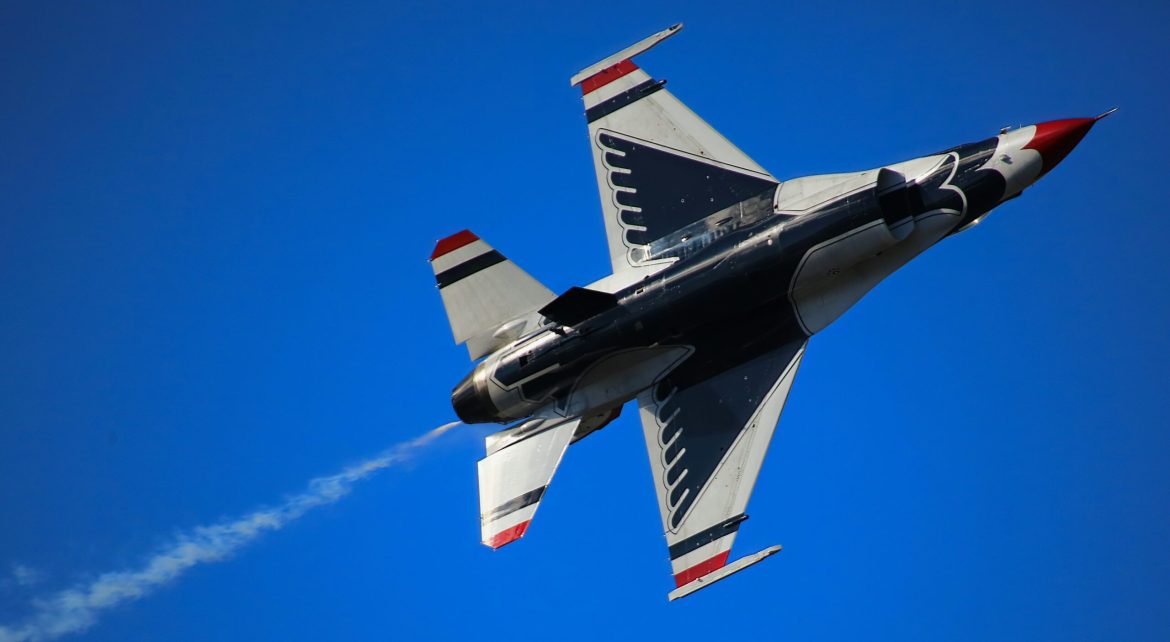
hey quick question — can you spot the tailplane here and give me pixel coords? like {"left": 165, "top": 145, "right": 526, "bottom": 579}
{"left": 430, "top": 230, "right": 554, "bottom": 359}
{"left": 478, "top": 416, "right": 579, "bottom": 548}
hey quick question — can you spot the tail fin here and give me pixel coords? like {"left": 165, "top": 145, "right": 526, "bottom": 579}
{"left": 430, "top": 230, "right": 554, "bottom": 359}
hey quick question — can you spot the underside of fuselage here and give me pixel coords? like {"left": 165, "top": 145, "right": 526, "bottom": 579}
{"left": 456, "top": 134, "right": 1014, "bottom": 426}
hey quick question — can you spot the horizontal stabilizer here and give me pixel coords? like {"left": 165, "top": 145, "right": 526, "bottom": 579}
{"left": 477, "top": 417, "right": 579, "bottom": 549}
{"left": 538, "top": 287, "right": 619, "bottom": 327}
{"left": 430, "top": 230, "right": 555, "bottom": 359}
{"left": 667, "top": 545, "right": 782, "bottom": 601}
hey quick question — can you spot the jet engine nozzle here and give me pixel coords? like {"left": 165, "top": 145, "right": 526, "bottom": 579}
{"left": 451, "top": 368, "right": 500, "bottom": 424}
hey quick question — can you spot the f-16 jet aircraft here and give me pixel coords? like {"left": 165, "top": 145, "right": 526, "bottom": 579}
{"left": 429, "top": 24, "right": 1107, "bottom": 600}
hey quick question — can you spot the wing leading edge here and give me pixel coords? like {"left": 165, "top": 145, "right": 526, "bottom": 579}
{"left": 637, "top": 340, "right": 807, "bottom": 600}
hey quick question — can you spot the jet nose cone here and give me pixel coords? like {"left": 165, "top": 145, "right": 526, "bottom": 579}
{"left": 1023, "top": 117, "right": 1098, "bottom": 177}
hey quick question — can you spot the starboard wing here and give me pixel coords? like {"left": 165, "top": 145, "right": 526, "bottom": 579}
{"left": 636, "top": 339, "right": 806, "bottom": 599}
{"left": 571, "top": 24, "right": 778, "bottom": 287}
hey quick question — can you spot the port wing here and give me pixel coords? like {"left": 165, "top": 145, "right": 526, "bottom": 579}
{"left": 571, "top": 24, "right": 777, "bottom": 286}
{"left": 636, "top": 339, "right": 806, "bottom": 599}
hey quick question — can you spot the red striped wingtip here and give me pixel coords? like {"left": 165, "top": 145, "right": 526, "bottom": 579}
{"left": 430, "top": 230, "right": 479, "bottom": 260}
{"left": 673, "top": 551, "right": 730, "bottom": 588}
{"left": 486, "top": 521, "right": 530, "bottom": 549}
{"left": 581, "top": 59, "right": 639, "bottom": 95}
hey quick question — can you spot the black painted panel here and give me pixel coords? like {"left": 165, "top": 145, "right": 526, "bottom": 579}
{"left": 538, "top": 287, "right": 619, "bottom": 327}
{"left": 648, "top": 340, "right": 804, "bottom": 530}
{"left": 585, "top": 80, "right": 665, "bottom": 123}
{"left": 598, "top": 132, "right": 776, "bottom": 266}
{"left": 435, "top": 250, "right": 505, "bottom": 289}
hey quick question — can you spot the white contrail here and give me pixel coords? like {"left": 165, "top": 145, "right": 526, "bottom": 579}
{"left": 0, "top": 421, "right": 460, "bottom": 642}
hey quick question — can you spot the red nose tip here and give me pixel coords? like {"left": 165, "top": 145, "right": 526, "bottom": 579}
{"left": 1023, "top": 117, "right": 1097, "bottom": 177}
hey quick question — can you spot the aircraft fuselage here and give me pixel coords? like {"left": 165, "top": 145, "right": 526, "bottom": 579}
{"left": 452, "top": 120, "right": 1096, "bottom": 427}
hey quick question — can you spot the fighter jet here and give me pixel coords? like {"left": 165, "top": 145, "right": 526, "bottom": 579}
{"left": 429, "top": 24, "right": 1107, "bottom": 600}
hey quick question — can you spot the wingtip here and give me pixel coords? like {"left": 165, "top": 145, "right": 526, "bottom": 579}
{"left": 570, "top": 22, "right": 686, "bottom": 87}
{"left": 667, "top": 545, "right": 783, "bottom": 602}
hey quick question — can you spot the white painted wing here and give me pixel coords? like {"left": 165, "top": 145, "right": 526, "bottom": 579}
{"left": 571, "top": 24, "right": 777, "bottom": 287}
{"left": 477, "top": 417, "right": 579, "bottom": 549}
{"left": 637, "top": 340, "right": 806, "bottom": 598}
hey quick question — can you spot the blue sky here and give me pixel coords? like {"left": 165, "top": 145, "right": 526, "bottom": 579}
{"left": 2, "top": 1, "right": 1168, "bottom": 640}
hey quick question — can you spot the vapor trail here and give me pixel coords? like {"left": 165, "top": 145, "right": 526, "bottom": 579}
{"left": 0, "top": 421, "right": 460, "bottom": 642}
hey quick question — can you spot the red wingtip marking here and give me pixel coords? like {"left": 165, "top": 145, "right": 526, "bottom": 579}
{"left": 430, "top": 230, "right": 479, "bottom": 260}
{"left": 487, "top": 521, "right": 530, "bottom": 549}
{"left": 673, "top": 551, "right": 730, "bottom": 588}
{"left": 581, "top": 60, "right": 639, "bottom": 95}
